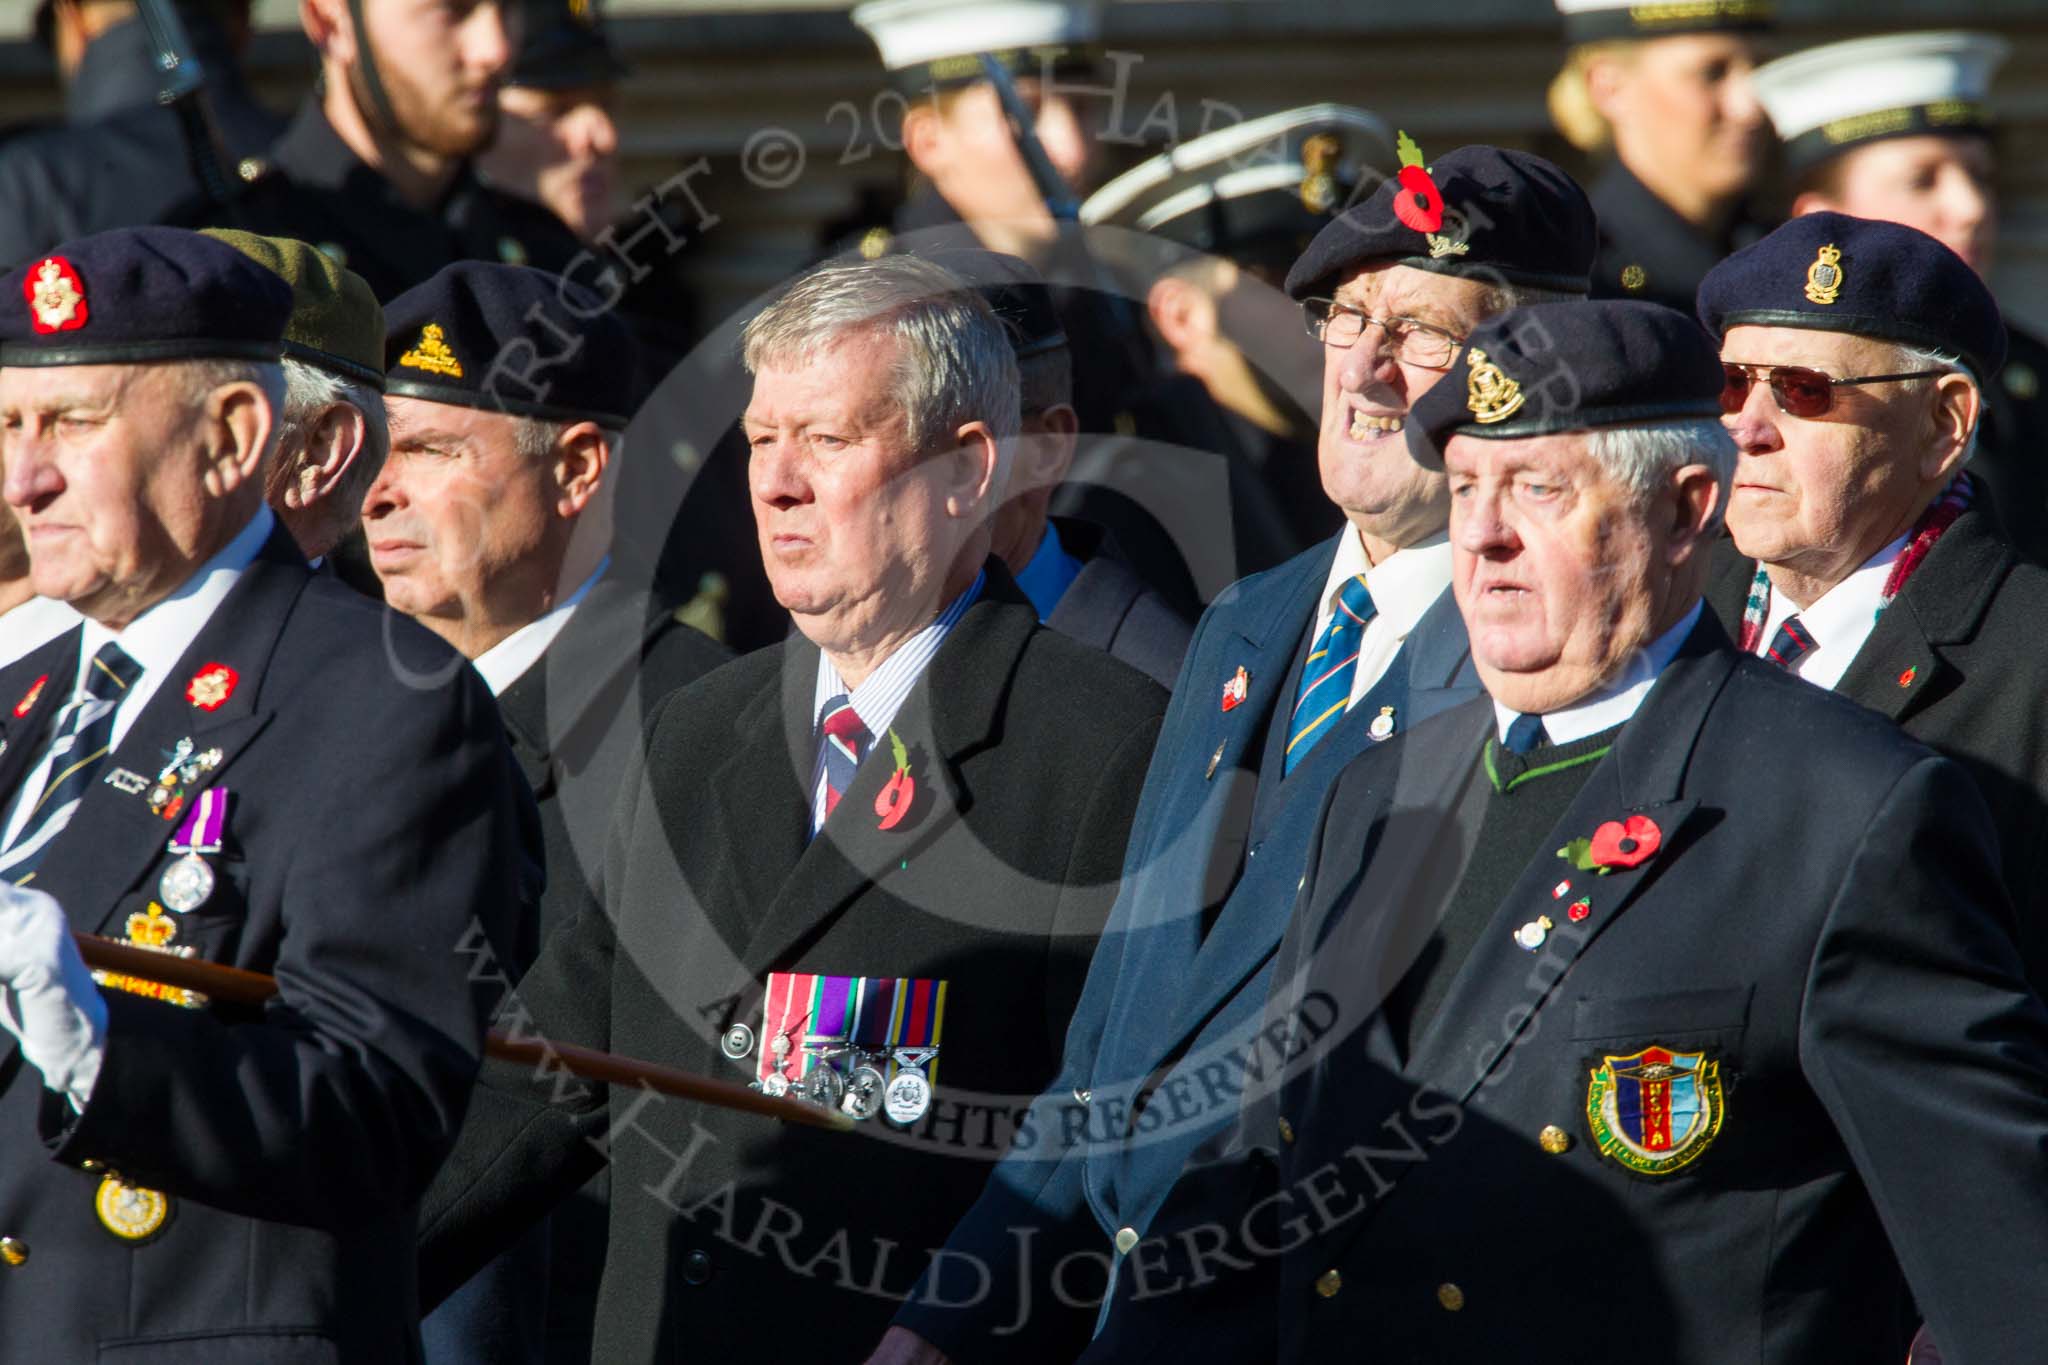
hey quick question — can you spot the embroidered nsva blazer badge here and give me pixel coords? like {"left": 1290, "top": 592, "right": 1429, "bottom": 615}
{"left": 1586, "top": 1045, "right": 1724, "bottom": 1176}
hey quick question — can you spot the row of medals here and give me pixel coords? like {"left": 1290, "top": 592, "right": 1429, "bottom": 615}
{"left": 724, "top": 1024, "right": 935, "bottom": 1126}
{"left": 93, "top": 741, "right": 226, "bottom": 1244}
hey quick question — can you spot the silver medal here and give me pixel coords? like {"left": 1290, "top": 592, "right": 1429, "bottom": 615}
{"left": 800, "top": 1065, "right": 846, "bottom": 1111}
{"left": 883, "top": 1069, "right": 933, "bottom": 1126}
{"left": 843, "top": 1064, "right": 887, "bottom": 1121}
{"left": 720, "top": 1024, "right": 756, "bottom": 1060}
{"left": 761, "top": 1074, "right": 790, "bottom": 1098}
{"left": 157, "top": 853, "right": 215, "bottom": 914}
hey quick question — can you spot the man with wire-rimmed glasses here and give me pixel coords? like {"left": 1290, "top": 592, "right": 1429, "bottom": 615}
{"left": 868, "top": 143, "right": 1597, "bottom": 1365}
{"left": 1701, "top": 211, "right": 2048, "bottom": 1005}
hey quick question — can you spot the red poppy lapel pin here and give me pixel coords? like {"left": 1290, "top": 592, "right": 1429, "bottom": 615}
{"left": 1558, "top": 813, "right": 1662, "bottom": 876}
{"left": 1394, "top": 131, "right": 1469, "bottom": 260}
{"left": 875, "top": 730, "right": 916, "bottom": 832}
{"left": 1221, "top": 666, "right": 1249, "bottom": 713}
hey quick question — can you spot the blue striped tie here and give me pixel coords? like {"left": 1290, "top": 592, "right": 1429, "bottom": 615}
{"left": 3, "top": 641, "right": 143, "bottom": 886}
{"left": 1285, "top": 575, "right": 1376, "bottom": 775}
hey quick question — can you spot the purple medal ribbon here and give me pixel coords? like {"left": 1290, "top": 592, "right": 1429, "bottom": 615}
{"left": 170, "top": 786, "right": 229, "bottom": 854}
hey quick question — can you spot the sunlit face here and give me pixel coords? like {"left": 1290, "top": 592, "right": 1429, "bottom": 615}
{"left": 1719, "top": 324, "right": 1959, "bottom": 590}
{"left": 1603, "top": 33, "right": 1768, "bottom": 203}
{"left": 0, "top": 497, "right": 26, "bottom": 583}
{"left": 362, "top": 0, "right": 514, "bottom": 158}
{"left": 1802, "top": 135, "right": 1996, "bottom": 276}
{"left": 362, "top": 397, "right": 558, "bottom": 633}
{"left": 743, "top": 333, "right": 980, "bottom": 658}
{"left": 1, "top": 363, "right": 226, "bottom": 624}
{"left": 1447, "top": 430, "right": 1661, "bottom": 715}
{"left": 479, "top": 82, "right": 621, "bottom": 241}
{"left": 914, "top": 79, "right": 1098, "bottom": 244}
{"left": 1316, "top": 263, "right": 1496, "bottom": 545}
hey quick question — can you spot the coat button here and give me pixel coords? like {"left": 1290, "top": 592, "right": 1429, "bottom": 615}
{"left": 1277, "top": 1117, "right": 1296, "bottom": 1144}
{"left": 680, "top": 1249, "right": 713, "bottom": 1285}
{"left": 1437, "top": 1282, "right": 1465, "bottom": 1312}
{"left": 1315, "top": 1268, "right": 1342, "bottom": 1298}
{"left": 1538, "top": 1125, "right": 1572, "bottom": 1154}
{"left": 1114, "top": 1227, "right": 1139, "bottom": 1255}
{"left": 0, "top": 1238, "right": 26, "bottom": 1267}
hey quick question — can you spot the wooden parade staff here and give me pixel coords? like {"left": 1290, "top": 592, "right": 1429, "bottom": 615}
{"left": 73, "top": 933, "right": 854, "bottom": 1133}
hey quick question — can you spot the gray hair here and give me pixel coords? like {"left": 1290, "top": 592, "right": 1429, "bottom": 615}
{"left": 272, "top": 358, "right": 391, "bottom": 516}
{"left": 740, "top": 256, "right": 1021, "bottom": 454}
{"left": 511, "top": 417, "right": 625, "bottom": 463}
{"left": 1896, "top": 342, "right": 1980, "bottom": 467}
{"left": 1586, "top": 418, "right": 1738, "bottom": 533}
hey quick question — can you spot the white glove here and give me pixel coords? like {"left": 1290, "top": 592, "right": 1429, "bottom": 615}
{"left": 0, "top": 884, "right": 106, "bottom": 1111}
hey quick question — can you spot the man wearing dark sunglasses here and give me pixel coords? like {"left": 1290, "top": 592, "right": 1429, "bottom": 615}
{"left": 1701, "top": 212, "right": 2048, "bottom": 1000}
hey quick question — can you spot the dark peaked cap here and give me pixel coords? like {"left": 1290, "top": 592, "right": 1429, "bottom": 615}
{"left": 383, "top": 261, "right": 642, "bottom": 429}
{"left": 1285, "top": 144, "right": 1598, "bottom": 301}
{"left": 1406, "top": 299, "right": 1725, "bottom": 468}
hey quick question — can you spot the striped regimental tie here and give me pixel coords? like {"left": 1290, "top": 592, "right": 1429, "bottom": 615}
{"left": 2, "top": 641, "right": 143, "bottom": 886}
{"left": 814, "top": 693, "right": 871, "bottom": 824}
{"left": 1284, "top": 574, "right": 1376, "bottom": 775}
{"left": 1764, "top": 616, "right": 1817, "bottom": 673}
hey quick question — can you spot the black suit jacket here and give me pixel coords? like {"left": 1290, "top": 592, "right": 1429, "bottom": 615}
{"left": 0, "top": 526, "right": 528, "bottom": 1364}
{"left": 1110, "top": 612, "right": 2048, "bottom": 1364}
{"left": 418, "top": 568, "right": 1168, "bottom": 1360}
{"left": 1044, "top": 517, "right": 1193, "bottom": 689}
{"left": 1707, "top": 507, "right": 2048, "bottom": 989}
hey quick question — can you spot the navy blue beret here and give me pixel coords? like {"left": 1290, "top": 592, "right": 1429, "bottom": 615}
{"left": 384, "top": 261, "right": 641, "bottom": 429}
{"left": 1284, "top": 144, "right": 1597, "bottom": 301}
{"left": 1406, "top": 300, "right": 1725, "bottom": 468}
{"left": 0, "top": 225, "right": 292, "bottom": 367}
{"left": 1697, "top": 212, "right": 2006, "bottom": 381}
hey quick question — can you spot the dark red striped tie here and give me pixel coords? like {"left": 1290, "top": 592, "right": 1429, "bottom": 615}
{"left": 1764, "top": 615, "right": 1818, "bottom": 673}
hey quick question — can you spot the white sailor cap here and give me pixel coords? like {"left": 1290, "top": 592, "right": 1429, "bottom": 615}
{"left": 851, "top": 0, "right": 1102, "bottom": 92}
{"left": 1553, "top": 0, "right": 1772, "bottom": 45}
{"left": 1753, "top": 31, "right": 2010, "bottom": 173}
{"left": 1080, "top": 105, "right": 1395, "bottom": 273}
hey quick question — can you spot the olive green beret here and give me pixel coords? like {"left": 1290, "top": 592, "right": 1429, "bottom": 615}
{"left": 200, "top": 229, "right": 385, "bottom": 390}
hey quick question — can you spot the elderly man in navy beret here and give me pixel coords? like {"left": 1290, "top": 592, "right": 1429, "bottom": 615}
{"left": 1117, "top": 298, "right": 2048, "bottom": 1365}
{"left": 0, "top": 226, "right": 530, "bottom": 1359}
{"left": 866, "top": 143, "right": 1595, "bottom": 1365}
{"left": 1699, "top": 214, "right": 2048, "bottom": 994}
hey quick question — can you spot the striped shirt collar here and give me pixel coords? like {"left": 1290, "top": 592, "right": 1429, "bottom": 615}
{"left": 811, "top": 569, "right": 986, "bottom": 741}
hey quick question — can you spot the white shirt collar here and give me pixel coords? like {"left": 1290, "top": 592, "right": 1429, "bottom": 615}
{"left": 1756, "top": 533, "right": 1907, "bottom": 692}
{"left": 1315, "top": 526, "right": 1454, "bottom": 638}
{"left": 473, "top": 557, "right": 610, "bottom": 697}
{"left": 62, "top": 505, "right": 275, "bottom": 755}
{"left": 1494, "top": 599, "right": 1704, "bottom": 746}
{"left": 0, "top": 596, "right": 80, "bottom": 670}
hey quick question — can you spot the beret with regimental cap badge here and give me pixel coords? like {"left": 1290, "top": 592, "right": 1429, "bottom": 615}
{"left": 0, "top": 225, "right": 291, "bottom": 368}
{"left": 1081, "top": 104, "right": 1397, "bottom": 277}
{"left": 1284, "top": 142, "right": 1597, "bottom": 302}
{"left": 1405, "top": 300, "right": 1725, "bottom": 469}
{"left": 1554, "top": 0, "right": 1773, "bottom": 45}
{"left": 1697, "top": 211, "right": 2007, "bottom": 381}
{"left": 852, "top": 0, "right": 1100, "bottom": 93}
{"left": 200, "top": 230, "right": 386, "bottom": 391}
{"left": 383, "top": 261, "right": 642, "bottom": 429}
{"left": 1752, "top": 31, "right": 2008, "bottom": 175}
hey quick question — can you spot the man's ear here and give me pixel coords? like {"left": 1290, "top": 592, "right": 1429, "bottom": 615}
{"left": 1665, "top": 462, "right": 1724, "bottom": 565}
{"left": 1014, "top": 403, "right": 1079, "bottom": 497}
{"left": 1788, "top": 191, "right": 1838, "bottom": 219}
{"left": 200, "top": 382, "right": 276, "bottom": 500}
{"left": 551, "top": 420, "right": 611, "bottom": 518}
{"left": 902, "top": 101, "right": 948, "bottom": 180}
{"left": 299, "top": 0, "right": 353, "bottom": 62}
{"left": 1923, "top": 374, "right": 1982, "bottom": 483}
{"left": 286, "top": 402, "right": 369, "bottom": 508}
{"left": 940, "top": 419, "right": 1001, "bottom": 520}
{"left": 1582, "top": 51, "right": 1631, "bottom": 124}
{"left": 1147, "top": 276, "right": 1216, "bottom": 356}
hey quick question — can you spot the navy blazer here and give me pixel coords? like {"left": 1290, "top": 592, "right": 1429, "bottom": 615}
{"left": 894, "top": 533, "right": 1478, "bottom": 1358}
{"left": 1101, "top": 613, "right": 2048, "bottom": 1364}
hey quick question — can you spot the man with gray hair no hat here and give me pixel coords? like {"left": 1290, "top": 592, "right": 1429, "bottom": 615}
{"left": 417, "top": 252, "right": 1167, "bottom": 1357}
